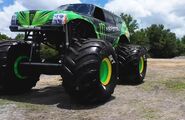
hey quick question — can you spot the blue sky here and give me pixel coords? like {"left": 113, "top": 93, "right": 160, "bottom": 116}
{"left": 81, "top": 0, "right": 108, "bottom": 6}
{"left": 0, "top": 0, "right": 108, "bottom": 10}
{"left": 0, "top": 0, "right": 185, "bottom": 38}
{"left": 0, "top": 0, "right": 14, "bottom": 10}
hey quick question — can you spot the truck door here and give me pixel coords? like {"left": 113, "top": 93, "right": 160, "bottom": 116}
{"left": 103, "top": 10, "right": 119, "bottom": 44}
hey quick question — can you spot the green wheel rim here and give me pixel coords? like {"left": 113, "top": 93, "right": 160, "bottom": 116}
{"left": 139, "top": 56, "right": 144, "bottom": 74}
{"left": 14, "top": 56, "right": 28, "bottom": 80}
{"left": 99, "top": 58, "right": 112, "bottom": 86}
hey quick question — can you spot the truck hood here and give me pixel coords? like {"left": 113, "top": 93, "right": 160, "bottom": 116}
{"left": 13, "top": 10, "right": 84, "bottom": 27}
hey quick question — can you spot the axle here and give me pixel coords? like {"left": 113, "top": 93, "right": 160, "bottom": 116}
{"left": 20, "top": 62, "right": 63, "bottom": 75}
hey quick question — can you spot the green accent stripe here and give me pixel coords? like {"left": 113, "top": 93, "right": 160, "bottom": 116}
{"left": 100, "top": 60, "right": 108, "bottom": 83}
{"left": 100, "top": 58, "right": 112, "bottom": 86}
{"left": 113, "top": 37, "right": 120, "bottom": 48}
{"left": 32, "top": 11, "right": 55, "bottom": 26}
{"left": 17, "top": 11, "right": 30, "bottom": 26}
{"left": 139, "top": 57, "right": 144, "bottom": 74}
{"left": 14, "top": 56, "right": 28, "bottom": 80}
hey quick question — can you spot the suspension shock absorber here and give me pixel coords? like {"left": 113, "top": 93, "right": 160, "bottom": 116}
{"left": 25, "top": 31, "right": 41, "bottom": 62}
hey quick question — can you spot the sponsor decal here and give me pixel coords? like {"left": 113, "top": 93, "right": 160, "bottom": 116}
{"left": 99, "top": 23, "right": 106, "bottom": 39}
{"left": 52, "top": 14, "right": 67, "bottom": 25}
{"left": 108, "top": 55, "right": 116, "bottom": 64}
{"left": 106, "top": 26, "right": 119, "bottom": 32}
{"left": 18, "top": 26, "right": 41, "bottom": 30}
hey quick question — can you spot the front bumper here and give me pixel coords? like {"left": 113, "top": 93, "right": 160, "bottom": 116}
{"left": 10, "top": 25, "right": 64, "bottom": 32}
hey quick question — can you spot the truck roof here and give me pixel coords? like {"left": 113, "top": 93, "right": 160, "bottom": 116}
{"left": 58, "top": 3, "right": 121, "bottom": 19}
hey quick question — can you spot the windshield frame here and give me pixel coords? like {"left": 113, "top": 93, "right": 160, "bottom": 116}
{"left": 57, "top": 4, "right": 94, "bottom": 16}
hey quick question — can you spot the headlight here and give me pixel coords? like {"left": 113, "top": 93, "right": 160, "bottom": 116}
{"left": 11, "top": 13, "right": 17, "bottom": 25}
{"left": 52, "top": 13, "right": 67, "bottom": 25}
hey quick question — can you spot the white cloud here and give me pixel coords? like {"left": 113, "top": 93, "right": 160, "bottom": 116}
{"left": 105, "top": 0, "right": 185, "bottom": 37}
{"left": 1, "top": 0, "right": 185, "bottom": 38}
{"left": 0, "top": 0, "right": 81, "bottom": 38}
{"left": 0, "top": 1, "right": 26, "bottom": 38}
{"left": 0, "top": 0, "right": 3, "bottom": 4}
{"left": 17, "top": 0, "right": 81, "bottom": 10}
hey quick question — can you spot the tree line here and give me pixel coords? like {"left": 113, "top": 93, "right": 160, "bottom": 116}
{"left": 0, "top": 13, "right": 185, "bottom": 58}
{"left": 121, "top": 13, "right": 185, "bottom": 58}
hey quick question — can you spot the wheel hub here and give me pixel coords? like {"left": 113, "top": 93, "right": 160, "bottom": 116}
{"left": 139, "top": 56, "right": 144, "bottom": 74}
{"left": 14, "top": 56, "right": 28, "bottom": 80}
{"left": 99, "top": 58, "right": 112, "bottom": 86}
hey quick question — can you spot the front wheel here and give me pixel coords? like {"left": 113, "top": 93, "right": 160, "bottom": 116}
{"left": 62, "top": 38, "right": 118, "bottom": 103}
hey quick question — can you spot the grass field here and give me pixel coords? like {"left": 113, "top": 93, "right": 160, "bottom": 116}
{"left": 0, "top": 59, "right": 185, "bottom": 120}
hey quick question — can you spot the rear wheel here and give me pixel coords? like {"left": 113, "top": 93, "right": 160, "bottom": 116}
{"left": 116, "top": 44, "right": 147, "bottom": 84}
{"left": 62, "top": 38, "right": 118, "bottom": 103}
{"left": 0, "top": 41, "right": 40, "bottom": 93}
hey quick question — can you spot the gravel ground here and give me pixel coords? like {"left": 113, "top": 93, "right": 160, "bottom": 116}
{"left": 173, "top": 56, "right": 185, "bottom": 59}
{"left": 0, "top": 59, "right": 185, "bottom": 120}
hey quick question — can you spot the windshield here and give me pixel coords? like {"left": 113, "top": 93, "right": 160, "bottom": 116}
{"left": 57, "top": 4, "right": 93, "bottom": 15}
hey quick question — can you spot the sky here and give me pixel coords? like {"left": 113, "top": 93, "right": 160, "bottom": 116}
{"left": 0, "top": 0, "right": 185, "bottom": 38}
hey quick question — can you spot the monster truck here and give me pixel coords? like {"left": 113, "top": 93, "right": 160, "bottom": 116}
{"left": 0, "top": 4, "right": 147, "bottom": 103}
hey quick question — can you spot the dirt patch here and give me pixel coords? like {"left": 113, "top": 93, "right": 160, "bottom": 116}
{"left": 0, "top": 59, "right": 185, "bottom": 120}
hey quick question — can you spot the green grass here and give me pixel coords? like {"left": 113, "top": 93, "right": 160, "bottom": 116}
{"left": 142, "top": 108, "right": 158, "bottom": 119}
{"left": 165, "top": 81, "right": 185, "bottom": 91}
{"left": 141, "top": 79, "right": 185, "bottom": 92}
{"left": 140, "top": 81, "right": 165, "bottom": 91}
{"left": 16, "top": 102, "right": 47, "bottom": 111}
{"left": 0, "top": 98, "right": 47, "bottom": 111}
{"left": 0, "top": 99, "right": 11, "bottom": 105}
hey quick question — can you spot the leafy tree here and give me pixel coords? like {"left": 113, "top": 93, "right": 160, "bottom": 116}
{"left": 182, "top": 35, "right": 185, "bottom": 44}
{"left": 0, "top": 33, "right": 10, "bottom": 41}
{"left": 120, "top": 13, "right": 138, "bottom": 36}
{"left": 146, "top": 24, "right": 178, "bottom": 58}
{"left": 15, "top": 34, "right": 25, "bottom": 40}
{"left": 176, "top": 39, "right": 185, "bottom": 55}
{"left": 40, "top": 44, "right": 59, "bottom": 59}
{"left": 131, "top": 29, "right": 149, "bottom": 48}
{"left": 177, "top": 36, "right": 185, "bottom": 55}
{"left": 120, "top": 13, "right": 149, "bottom": 46}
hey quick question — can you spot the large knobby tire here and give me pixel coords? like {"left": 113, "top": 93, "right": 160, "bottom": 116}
{"left": 62, "top": 38, "right": 118, "bottom": 103}
{"left": 116, "top": 44, "right": 147, "bottom": 84}
{"left": 0, "top": 41, "right": 40, "bottom": 94}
